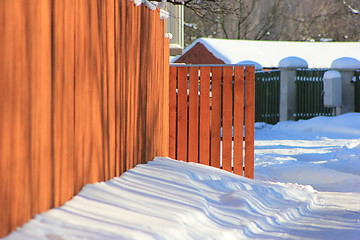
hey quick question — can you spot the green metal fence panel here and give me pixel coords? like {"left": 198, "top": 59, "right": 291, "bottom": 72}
{"left": 255, "top": 70, "right": 280, "bottom": 124}
{"left": 355, "top": 70, "right": 360, "bottom": 112}
{"left": 295, "top": 69, "right": 333, "bottom": 120}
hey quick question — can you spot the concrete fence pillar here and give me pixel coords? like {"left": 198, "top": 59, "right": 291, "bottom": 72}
{"left": 278, "top": 57, "right": 308, "bottom": 121}
{"left": 331, "top": 57, "right": 360, "bottom": 114}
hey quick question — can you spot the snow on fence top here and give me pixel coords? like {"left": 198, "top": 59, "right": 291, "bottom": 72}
{"left": 331, "top": 57, "right": 360, "bottom": 70}
{"left": 131, "top": 0, "right": 169, "bottom": 19}
{"left": 175, "top": 38, "right": 360, "bottom": 69}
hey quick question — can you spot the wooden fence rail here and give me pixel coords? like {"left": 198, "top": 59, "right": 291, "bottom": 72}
{"left": 169, "top": 65, "right": 255, "bottom": 178}
{"left": 0, "top": 1, "right": 169, "bottom": 236}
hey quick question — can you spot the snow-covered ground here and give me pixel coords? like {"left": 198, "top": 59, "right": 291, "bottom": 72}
{"left": 5, "top": 113, "right": 360, "bottom": 239}
{"left": 255, "top": 113, "right": 360, "bottom": 193}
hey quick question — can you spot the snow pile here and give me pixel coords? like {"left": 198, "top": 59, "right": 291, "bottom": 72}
{"left": 331, "top": 57, "right": 360, "bottom": 69}
{"left": 255, "top": 113, "right": 360, "bottom": 192}
{"left": 6, "top": 157, "right": 360, "bottom": 239}
{"left": 5, "top": 113, "right": 360, "bottom": 239}
{"left": 271, "top": 113, "right": 360, "bottom": 137}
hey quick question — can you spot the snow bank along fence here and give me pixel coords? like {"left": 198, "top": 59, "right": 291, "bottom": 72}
{"left": 0, "top": 1, "right": 169, "bottom": 236}
{"left": 169, "top": 65, "right": 255, "bottom": 178}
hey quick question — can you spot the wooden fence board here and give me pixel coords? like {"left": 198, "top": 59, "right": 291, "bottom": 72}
{"left": 104, "top": 0, "right": 116, "bottom": 180}
{"left": 115, "top": 0, "right": 126, "bottom": 176}
{"left": 188, "top": 67, "right": 199, "bottom": 163}
{"left": 53, "top": 0, "right": 75, "bottom": 207}
{"left": 210, "top": 67, "right": 222, "bottom": 168}
{"left": 245, "top": 67, "right": 255, "bottom": 178}
{"left": 199, "top": 67, "right": 211, "bottom": 165}
{"left": 222, "top": 67, "right": 233, "bottom": 172}
{"left": 169, "top": 68, "right": 177, "bottom": 159}
{"left": 233, "top": 67, "right": 245, "bottom": 175}
{"left": 177, "top": 67, "right": 188, "bottom": 161}
{"left": 30, "top": 0, "right": 53, "bottom": 216}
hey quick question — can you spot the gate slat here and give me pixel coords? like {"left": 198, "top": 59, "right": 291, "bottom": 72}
{"left": 188, "top": 67, "right": 199, "bottom": 163}
{"left": 233, "top": 66, "right": 244, "bottom": 175}
{"left": 222, "top": 67, "right": 233, "bottom": 172}
{"left": 169, "top": 67, "right": 177, "bottom": 159}
{"left": 177, "top": 67, "right": 188, "bottom": 161}
{"left": 245, "top": 66, "right": 255, "bottom": 178}
{"left": 210, "top": 67, "right": 222, "bottom": 168}
{"left": 199, "top": 67, "right": 211, "bottom": 165}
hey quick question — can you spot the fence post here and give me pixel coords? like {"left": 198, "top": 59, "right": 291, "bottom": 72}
{"left": 278, "top": 57, "right": 308, "bottom": 121}
{"left": 331, "top": 57, "right": 360, "bottom": 114}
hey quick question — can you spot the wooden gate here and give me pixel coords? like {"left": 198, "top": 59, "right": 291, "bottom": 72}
{"left": 169, "top": 65, "right": 255, "bottom": 178}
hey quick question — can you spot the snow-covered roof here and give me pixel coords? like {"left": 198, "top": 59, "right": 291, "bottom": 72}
{"left": 177, "top": 38, "right": 360, "bottom": 69}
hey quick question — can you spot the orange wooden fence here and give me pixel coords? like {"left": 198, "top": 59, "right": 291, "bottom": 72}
{"left": 169, "top": 65, "right": 255, "bottom": 178}
{"left": 0, "top": 1, "right": 169, "bottom": 236}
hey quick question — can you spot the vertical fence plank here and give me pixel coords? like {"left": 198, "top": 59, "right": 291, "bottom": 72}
{"left": 245, "top": 66, "right": 255, "bottom": 178}
{"left": 177, "top": 67, "right": 188, "bottom": 161}
{"left": 53, "top": 0, "right": 75, "bottom": 207}
{"left": 116, "top": 0, "right": 126, "bottom": 176}
{"left": 222, "top": 67, "right": 233, "bottom": 171}
{"left": 233, "top": 66, "right": 244, "bottom": 175}
{"left": 162, "top": 37, "right": 170, "bottom": 158}
{"left": 199, "top": 67, "right": 211, "bottom": 165}
{"left": 156, "top": 18, "right": 170, "bottom": 158}
{"left": 210, "top": 67, "right": 222, "bottom": 168}
{"left": 98, "top": 0, "right": 113, "bottom": 181}
{"left": 169, "top": 68, "right": 177, "bottom": 159}
{"left": 105, "top": 0, "right": 116, "bottom": 180}
{"left": 142, "top": 7, "right": 151, "bottom": 163}
{"left": 188, "top": 67, "right": 199, "bottom": 163}
{"left": 74, "top": 0, "right": 106, "bottom": 190}
{"left": 126, "top": 1, "right": 135, "bottom": 171}
{"left": 0, "top": 2, "right": 32, "bottom": 233}
{"left": 28, "top": 0, "right": 53, "bottom": 217}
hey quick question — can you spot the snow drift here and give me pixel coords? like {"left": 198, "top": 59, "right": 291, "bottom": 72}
{"left": 5, "top": 113, "right": 360, "bottom": 239}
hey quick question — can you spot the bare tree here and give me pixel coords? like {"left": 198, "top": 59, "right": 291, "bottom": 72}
{"left": 181, "top": 0, "right": 360, "bottom": 45}
{"left": 281, "top": 0, "right": 360, "bottom": 41}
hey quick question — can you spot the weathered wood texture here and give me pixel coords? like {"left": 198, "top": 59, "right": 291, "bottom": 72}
{"left": 169, "top": 65, "right": 255, "bottom": 177}
{"left": 0, "top": 0, "right": 169, "bottom": 236}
